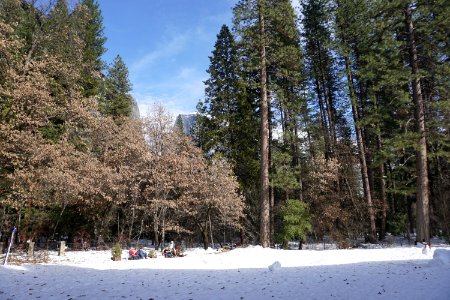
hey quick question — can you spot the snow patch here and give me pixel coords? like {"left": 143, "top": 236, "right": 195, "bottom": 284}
{"left": 268, "top": 261, "right": 281, "bottom": 272}
{"left": 1, "top": 265, "right": 28, "bottom": 271}
{"left": 431, "top": 248, "right": 450, "bottom": 267}
{"left": 422, "top": 244, "right": 431, "bottom": 255}
{"left": 1, "top": 245, "right": 450, "bottom": 299}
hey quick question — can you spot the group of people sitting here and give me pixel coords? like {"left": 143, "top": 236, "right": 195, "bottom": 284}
{"left": 128, "top": 241, "right": 185, "bottom": 259}
{"left": 128, "top": 247, "right": 148, "bottom": 260}
{"left": 162, "top": 241, "right": 184, "bottom": 258}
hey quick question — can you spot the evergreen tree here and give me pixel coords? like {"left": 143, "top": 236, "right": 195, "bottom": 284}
{"left": 74, "top": 0, "right": 107, "bottom": 97}
{"left": 197, "top": 23, "right": 260, "bottom": 244}
{"left": 300, "top": 0, "right": 362, "bottom": 244}
{"left": 334, "top": 0, "right": 377, "bottom": 242}
{"left": 0, "top": 0, "right": 37, "bottom": 61}
{"left": 422, "top": 0, "right": 450, "bottom": 240}
{"left": 279, "top": 199, "right": 312, "bottom": 249}
{"left": 333, "top": 0, "right": 450, "bottom": 243}
{"left": 267, "top": 0, "right": 307, "bottom": 203}
{"left": 198, "top": 25, "right": 243, "bottom": 156}
{"left": 231, "top": 0, "right": 309, "bottom": 245}
{"left": 41, "top": 0, "right": 83, "bottom": 69}
{"left": 101, "top": 55, "right": 133, "bottom": 118}
{"left": 175, "top": 115, "right": 184, "bottom": 134}
{"left": 257, "top": 0, "right": 271, "bottom": 248}
{"left": 301, "top": 0, "right": 338, "bottom": 158}
{"left": 404, "top": 0, "right": 450, "bottom": 242}
{"left": 403, "top": 1, "right": 430, "bottom": 244}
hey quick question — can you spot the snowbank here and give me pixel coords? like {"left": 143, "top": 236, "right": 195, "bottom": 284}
{"left": 1, "top": 245, "right": 450, "bottom": 300}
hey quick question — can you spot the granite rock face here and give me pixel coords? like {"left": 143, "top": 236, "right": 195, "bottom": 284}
{"left": 176, "top": 114, "right": 197, "bottom": 136}
{"left": 130, "top": 98, "right": 140, "bottom": 119}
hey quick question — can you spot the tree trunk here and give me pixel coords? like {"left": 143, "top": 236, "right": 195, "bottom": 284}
{"left": 128, "top": 208, "right": 135, "bottom": 242}
{"left": 314, "top": 75, "right": 331, "bottom": 158}
{"left": 136, "top": 218, "right": 145, "bottom": 246}
{"left": 270, "top": 185, "right": 275, "bottom": 242}
{"left": 376, "top": 131, "right": 388, "bottom": 241}
{"left": 20, "top": 202, "right": 32, "bottom": 243}
{"left": 161, "top": 207, "right": 166, "bottom": 249}
{"left": 365, "top": 147, "right": 376, "bottom": 203}
{"left": 434, "top": 157, "right": 449, "bottom": 238}
{"left": 153, "top": 209, "right": 159, "bottom": 247}
{"left": 404, "top": 3, "right": 430, "bottom": 244}
{"left": 387, "top": 161, "right": 397, "bottom": 214}
{"left": 201, "top": 229, "right": 209, "bottom": 250}
{"left": 17, "top": 211, "right": 21, "bottom": 244}
{"left": 317, "top": 43, "right": 336, "bottom": 153}
{"left": 269, "top": 108, "right": 275, "bottom": 244}
{"left": 117, "top": 212, "right": 120, "bottom": 241}
{"left": 209, "top": 212, "right": 214, "bottom": 249}
{"left": 258, "top": 0, "right": 270, "bottom": 248}
{"left": 194, "top": 218, "right": 210, "bottom": 250}
{"left": 407, "top": 196, "right": 415, "bottom": 238}
{"left": 51, "top": 202, "right": 67, "bottom": 241}
{"left": 344, "top": 55, "right": 377, "bottom": 242}
{"left": 294, "top": 124, "right": 303, "bottom": 201}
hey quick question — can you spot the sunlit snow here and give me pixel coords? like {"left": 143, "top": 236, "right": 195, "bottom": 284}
{"left": 1, "top": 243, "right": 450, "bottom": 299}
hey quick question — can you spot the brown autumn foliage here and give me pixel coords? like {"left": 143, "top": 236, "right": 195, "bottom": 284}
{"left": 304, "top": 154, "right": 353, "bottom": 244}
{"left": 172, "top": 135, "right": 244, "bottom": 249}
{"left": 0, "top": 12, "right": 245, "bottom": 246}
{"left": 140, "top": 103, "right": 180, "bottom": 246}
{"left": 86, "top": 116, "right": 152, "bottom": 239}
{"left": 1, "top": 18, "right": 101, "bottom": 239}
{"left": 141, "top": 104, "right": 245, "bottom": 248}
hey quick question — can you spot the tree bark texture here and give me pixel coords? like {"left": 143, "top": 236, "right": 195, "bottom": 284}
{"left": 405, "top": 3, "right": 430, "bottom": 244}
{"left": 258, "top": 0, "right": 270, "bottom": 248}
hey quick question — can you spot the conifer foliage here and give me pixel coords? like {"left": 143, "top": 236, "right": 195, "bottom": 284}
{"left": 198, "top": 0, "right": 449, "bottom": 246}
{"left": 101, "top": 55, "right": 134, "bottom": 119}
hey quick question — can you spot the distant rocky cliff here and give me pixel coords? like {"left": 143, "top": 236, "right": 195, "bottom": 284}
{"left": 175, "top": 114, "right": 197, "bottom": 136}
{"left": 131, "top": 98, "right": 140, "bottom": 119}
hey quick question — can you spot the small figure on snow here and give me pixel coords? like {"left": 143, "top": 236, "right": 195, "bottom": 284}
{"left": 128, "top": 248, "right": 139, "bottom": 260}
{"left": 162, "top": 247, "right": 175, "bottom": 258}
{"left": 422, "top": 240, "right": 431, "bottom": 255}
{"left": 138, "top": 247, "right": 148, "bottom": 259}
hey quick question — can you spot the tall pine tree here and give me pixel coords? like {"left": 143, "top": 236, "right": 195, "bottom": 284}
{"left": 101, "top": 55, "right": 133, "bottom": 119}
{"left": 74, "top": 0, "right": 107, "bottom": 97}
{"left": 197, "top": 24, "right": 260, "bottom": 244}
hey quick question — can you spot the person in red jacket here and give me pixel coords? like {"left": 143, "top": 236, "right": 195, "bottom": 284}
{"left": 128, "top": 248, "right": 138, "bottom": 260}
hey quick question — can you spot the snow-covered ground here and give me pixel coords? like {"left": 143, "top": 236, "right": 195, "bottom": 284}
{"left": 1, "top": 243, "right": 450, "bottom": 300}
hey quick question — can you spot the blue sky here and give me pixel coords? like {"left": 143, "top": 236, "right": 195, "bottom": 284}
{"left": 98, "top": 0, "right": 238, "bottom": 117}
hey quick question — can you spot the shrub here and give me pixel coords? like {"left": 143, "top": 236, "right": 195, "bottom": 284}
{"left": 111, "top": 243, "right": 122, "bottom": 261}
{"left": 148, "top": 249, "right": 157, "bottom": 258}
{"left": 280, "top": 199, "right": 312, "bottom": 249}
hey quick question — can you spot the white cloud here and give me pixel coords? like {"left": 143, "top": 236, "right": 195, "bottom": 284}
{"left": 130, "top": 33, "right": 188, "bottom": 73}
{"left": 128, "top": 12, "right": 228, "bottom": 118}
{"left": 177, "top": 67, "right": 197, "bottom": 79}
{"left": 132, "top": 67, "right": 205, "bottom": 118}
